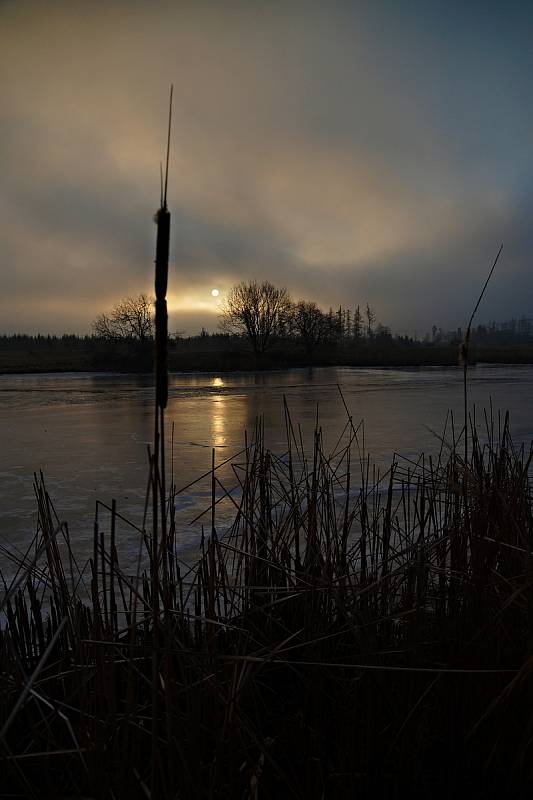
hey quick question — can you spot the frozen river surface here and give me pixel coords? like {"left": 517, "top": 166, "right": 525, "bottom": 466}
{"left": 1, "top": 365, "right": 532, "bottom": 570}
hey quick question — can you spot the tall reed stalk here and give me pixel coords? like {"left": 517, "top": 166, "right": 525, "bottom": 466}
{"left": 151, "top": 84, "right": 173, "bottom": 800}
{"left": 460, "top": 244, "right": 503, "bottom": 464}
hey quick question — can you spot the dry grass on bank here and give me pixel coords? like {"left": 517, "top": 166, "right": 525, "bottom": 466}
{"left": 2, "top": 404, "right": 533, "bottom": 798}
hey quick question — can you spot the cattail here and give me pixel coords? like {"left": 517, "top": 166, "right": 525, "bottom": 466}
{"left": 154, "top": 87, "right": 173, "bottom": 411}
{"left": 154, "top": 209, "right": 169, "bottom": 410}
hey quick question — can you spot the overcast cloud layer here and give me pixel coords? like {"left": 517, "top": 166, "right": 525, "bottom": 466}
{"left": 1, "top": 0, "right": 532, "bottom": 335}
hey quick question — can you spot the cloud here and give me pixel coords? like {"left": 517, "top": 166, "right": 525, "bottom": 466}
{"left": 1, "top": 0, "right": 533, "bottom": 334}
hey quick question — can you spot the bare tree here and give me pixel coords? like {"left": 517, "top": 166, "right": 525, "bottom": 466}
{"left": 219, "top": 281, "right": 291, "bottom": 354}
{"left": 353, "top": 305, "right": 363, "bottom": 339}
{"left": 291, "top": 301, "right": 329, "bottom": 355}
{"left": 345, "top": 308, "right": 351, "bottom": 338}
{"left": 93, "top": 294, "right": 154, "bottom": 342}
{"left": 365, "top": 302, "right": 376, "bottom": 339}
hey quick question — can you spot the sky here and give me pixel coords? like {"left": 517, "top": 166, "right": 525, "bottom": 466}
{"left": 1, "top": 0, "right": 533, "bottom": 336}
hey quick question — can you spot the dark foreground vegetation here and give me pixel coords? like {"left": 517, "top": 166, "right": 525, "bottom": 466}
{"left": 4, "top": 332, "right": 533, "bottom": 373}
{"left": 2, "top": 406, "right": 533, "bottom": 798}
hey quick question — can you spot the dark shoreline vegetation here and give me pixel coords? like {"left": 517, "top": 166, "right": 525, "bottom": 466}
{"left": 4, "top": 333, "right": 533, "bottom": 373}
{"left": 2, "top": 405, "right": 533, "bottom": 798}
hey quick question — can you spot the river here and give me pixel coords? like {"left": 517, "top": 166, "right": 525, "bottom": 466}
{"left": 1, "top": 365, "right": 532, "bottom": 573}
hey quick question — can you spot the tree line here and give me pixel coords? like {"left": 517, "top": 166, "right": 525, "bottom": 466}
{"left": 218, "top": 280, "right": 385, "bottom": 354}
{"left": 9, "top": 285, "right": 532, "bottom": 355}
{"left": 89, "top": 283, "right": 383, "bottom": 355}
{"left": 431, "top": 317, "right": 533, "bottom": 347}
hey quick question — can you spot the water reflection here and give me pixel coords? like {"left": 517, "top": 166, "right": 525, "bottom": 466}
{"left": 210, "top": 376, "right": 228, "bottom": 447}
{"left": 211, "top": 395, "right": 227, "bottom": 447}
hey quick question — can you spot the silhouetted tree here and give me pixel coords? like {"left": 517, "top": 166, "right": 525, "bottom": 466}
{"left": 291, "top": 301, "right": 329, "bottom": 355}
{"left": 365, "top": 303, "right": 376, "bottom": 339}
{"left": 345, "top": 309, "right": 352, "bottom": 338}
{"left": 336, "top": 306, "right": 343, "bottom": 339}
{"left": 375, "top": 323, "right": 392, "bottom": 341}
{"left": 92, "top": 294, "right": 154, "bottom": 342}
{"left": 219, "top": 280, "right": 292, "bottom": 354}
{"left": 352, "top": 305, "right": 363, "bottom": 339}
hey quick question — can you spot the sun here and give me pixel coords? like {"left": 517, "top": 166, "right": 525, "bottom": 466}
{"left": 211, "top": 288, "right": 220, "bottom": 297}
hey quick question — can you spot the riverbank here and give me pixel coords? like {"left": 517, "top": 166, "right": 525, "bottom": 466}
{"left": 3, "top": 414, "right": 533, "bottom": 798}
{"left": 3, "top": 337, "right": 533, "bottom": 373}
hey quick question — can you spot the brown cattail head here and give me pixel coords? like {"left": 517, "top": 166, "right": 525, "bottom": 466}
{"left": 154, "top": 205, "right": 170, "bottom": 410}
{"left": 155, "top": 208, "right": 170, "bottom": 301}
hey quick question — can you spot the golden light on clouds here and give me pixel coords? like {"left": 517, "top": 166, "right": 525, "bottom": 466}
{"left": 167, "top": 290, "right": 221, "bottom": 314}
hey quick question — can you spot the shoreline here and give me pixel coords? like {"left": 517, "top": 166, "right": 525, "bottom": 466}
{"left": 3, "top": 346, "right": 533, "bottom": 375}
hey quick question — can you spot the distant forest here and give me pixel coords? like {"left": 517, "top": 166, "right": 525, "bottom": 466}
{"left": 2, "top": 311, "right": 533, "bottom": 350}
{"left": 2, "top": 311, "right": 533, "bottom": 374}
{"left": 429, "top": 316, "right": 533, "bottom": 346}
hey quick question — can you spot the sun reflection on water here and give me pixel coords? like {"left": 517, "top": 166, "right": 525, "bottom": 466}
{"left": 212, "top": 391, "right": 226, "bottom": 447}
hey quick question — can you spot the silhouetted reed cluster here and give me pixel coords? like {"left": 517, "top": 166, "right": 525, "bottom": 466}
{"left": 2, "top": 406, "right": 533, "bottom": 798}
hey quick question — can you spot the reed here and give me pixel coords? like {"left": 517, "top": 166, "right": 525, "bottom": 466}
{"left": 1, "top": 402, "right": 533, "bottom": 798}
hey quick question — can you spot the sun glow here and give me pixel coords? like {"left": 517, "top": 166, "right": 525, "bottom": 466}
{"left": 211, "top": 288, "right": 220, "bottom": 297}
{"left": 167, "top": 291, "right": 220, "bottom": 313}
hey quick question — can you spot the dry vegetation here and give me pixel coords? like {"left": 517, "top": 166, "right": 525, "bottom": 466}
{"left": 2, "top": 399, "right": 533, "bottom": 798}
